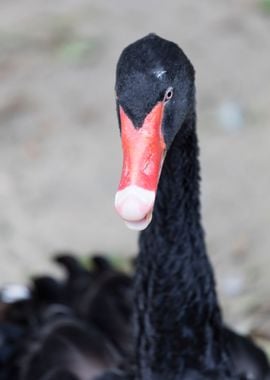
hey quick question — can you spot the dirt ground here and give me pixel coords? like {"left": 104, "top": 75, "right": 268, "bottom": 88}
{"left": 0, "top": 0, "right": 270, "bottom": 352}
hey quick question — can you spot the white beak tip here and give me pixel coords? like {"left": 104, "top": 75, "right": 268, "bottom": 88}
{"left": 115, "top": 186, "right": 155, "bottom": 230}
{"left": 124, "top": 212, "right": 153, "bottom": 231}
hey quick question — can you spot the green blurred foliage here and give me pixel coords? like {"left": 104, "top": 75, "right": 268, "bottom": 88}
{"left": 260, "top": 0, "right": 270, "bottom": 12}
{"left": 57, "top": 38, "right": 97, "bottom": 63}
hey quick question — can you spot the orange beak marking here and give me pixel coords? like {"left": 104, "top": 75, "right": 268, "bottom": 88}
{"left": 118, "top": 102, "right": 166, "bottom": 192}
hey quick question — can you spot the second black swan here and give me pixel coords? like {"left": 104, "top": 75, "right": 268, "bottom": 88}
{"left": 0, "top": 254, "right": 133, "bottom": 380}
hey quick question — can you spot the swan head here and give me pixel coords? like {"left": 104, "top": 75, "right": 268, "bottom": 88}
{"left": 114, "top": 34, "right": 195, "bottom": 231}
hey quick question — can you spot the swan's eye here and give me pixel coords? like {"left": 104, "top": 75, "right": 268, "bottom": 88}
{"left": 164, "top": 87, "right": 173, "bottom": 103}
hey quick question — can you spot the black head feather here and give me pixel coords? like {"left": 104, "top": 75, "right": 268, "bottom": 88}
{"left": 115, "top": 33, "right": 195, "bottom": 147}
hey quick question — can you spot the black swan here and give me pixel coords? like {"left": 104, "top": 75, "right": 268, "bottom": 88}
{"left": 113, "top": 34, "right": 270, "bottom": 379}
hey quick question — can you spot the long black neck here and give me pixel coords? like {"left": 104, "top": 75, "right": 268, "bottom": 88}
{"left": 134, "top": 114, "right": 229, "bottom": 379}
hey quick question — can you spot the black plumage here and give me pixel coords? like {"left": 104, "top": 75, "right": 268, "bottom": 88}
{"left": 0, "top": 254, "right": 133, "bottom": 380}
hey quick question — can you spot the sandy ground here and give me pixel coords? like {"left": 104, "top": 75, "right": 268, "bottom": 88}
{"left": 0, "top": 0, "right": 270, "bottom": 349}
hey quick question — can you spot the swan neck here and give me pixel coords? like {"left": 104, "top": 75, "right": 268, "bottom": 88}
{"left": 135, "top": 115, "right": 227, "bottom": 376}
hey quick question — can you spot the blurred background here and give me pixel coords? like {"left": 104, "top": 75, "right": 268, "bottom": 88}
{"left": 0, "top": 0, "right": 269, "bottom": 349}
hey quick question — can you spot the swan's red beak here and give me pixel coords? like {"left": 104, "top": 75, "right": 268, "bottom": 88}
{"left": 115, "top": 102, "right": 166, "bottom": 230}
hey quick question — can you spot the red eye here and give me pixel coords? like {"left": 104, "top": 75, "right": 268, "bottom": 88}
{"left": 164, "top": 87, "right": 173, "bottom": 103}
